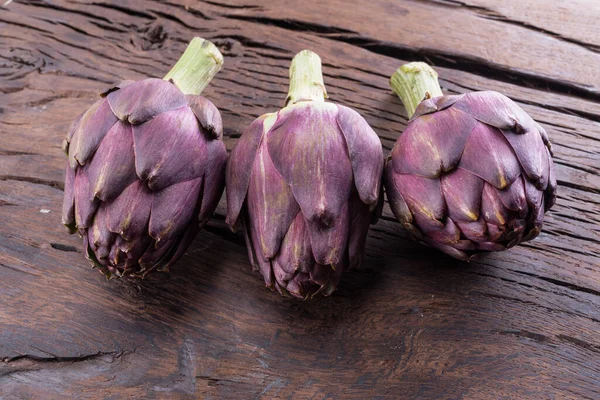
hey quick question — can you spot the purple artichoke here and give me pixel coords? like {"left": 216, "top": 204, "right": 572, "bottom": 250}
{"left": 61, "top": 38, "right": 227, "bottom": 277}
{"left": 226, "top": 50, "right": 384, "bottom": 298}
{"left": 384, "top": 62, "right": 557, "bottom": 260}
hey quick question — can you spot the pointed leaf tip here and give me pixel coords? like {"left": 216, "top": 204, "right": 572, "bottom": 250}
{"left": 186, "top": 95, "right": 223, "bottom": 139}
{"left": 336, "top": 104, "right": 383, "bottom": 206}
{"left": 226, "top": 114, "right": 272, "bottom": 228}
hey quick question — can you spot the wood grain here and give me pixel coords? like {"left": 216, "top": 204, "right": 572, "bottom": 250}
{"left": 1, "top": 0, "right": 599, "bottom": 398}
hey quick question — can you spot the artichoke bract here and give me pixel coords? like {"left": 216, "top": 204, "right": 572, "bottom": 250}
{"left": 61, "top": 38, "right": 227, "bottom": 278}
{"left": 384, "top": 62, "right": 557, "bottom": 260}
{"left": 226, "top": 50, "right": 384, "bottom": 298}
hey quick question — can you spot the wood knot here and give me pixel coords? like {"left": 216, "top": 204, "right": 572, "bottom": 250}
{"left": 1, "top": 48, "right": 45, "bottom": 79}
{"left": 213, "top": 38, "right": 242, "bottom": 57}
{"left": 132, "top": 23, "right": 168, "bottom": 51}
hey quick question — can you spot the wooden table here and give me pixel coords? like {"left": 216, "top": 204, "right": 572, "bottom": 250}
{"left": 1, "top": 1, "right": 599, "bottom": 398}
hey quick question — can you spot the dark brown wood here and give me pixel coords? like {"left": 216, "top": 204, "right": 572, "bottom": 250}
{"left": 1, "top": 0, "right": 599, "bottom": 398}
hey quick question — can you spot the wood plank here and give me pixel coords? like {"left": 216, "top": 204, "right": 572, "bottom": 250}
{"left": 202, "top": 0, "right": 600, "bottom": 97}
{"left": 447, "top": 0, "right": 600, "bottom": 50}
{"left": 1, "top": 0, "right": 599, "bottom": 398}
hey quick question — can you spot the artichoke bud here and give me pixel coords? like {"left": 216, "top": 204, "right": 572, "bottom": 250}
{"left": 226, "top": 50, "right": 384, "bottom": 299}
{"left": 61, "top": 38, "right": 228, "bottom": 278}
{"left": 384, "top": 62, "right": 557, "bottom": 260}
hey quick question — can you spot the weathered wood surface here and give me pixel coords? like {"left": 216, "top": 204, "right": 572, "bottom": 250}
{"left": 1, "top": 0, "right": 599, "bottom": 398}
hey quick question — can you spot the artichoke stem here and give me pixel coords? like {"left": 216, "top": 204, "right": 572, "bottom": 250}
{"left": 163, "top": 37, "right": 223, "bottom": 95}
{"left": 390, "top": 62, "right": 443, "bottom": 119}
{"left": 285, "top": 50, "right": 328, "bottom": 106}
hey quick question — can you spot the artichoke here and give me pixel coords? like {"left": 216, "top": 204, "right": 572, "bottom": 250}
{"left": 384, "top": 62, "right": 557, "bottom": 260}
{"left": 226, "top": 50, "right": 384, "bottom": 298}
{"left": 61, "top": 38, "right": 227, "bottom": 278}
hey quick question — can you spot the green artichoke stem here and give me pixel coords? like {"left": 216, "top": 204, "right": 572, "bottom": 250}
{"left": 163, "top": 37, "right": 223, "bottom": 95}
{"left": 390, "top": 62, "right": 443, "bottom": 119}
{"left": 285, "top": 50, "right": 328, "bottom": 106}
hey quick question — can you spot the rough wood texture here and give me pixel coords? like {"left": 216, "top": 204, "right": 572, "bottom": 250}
{"left": 1, "top": 0, "right": 599, "bottom": 398}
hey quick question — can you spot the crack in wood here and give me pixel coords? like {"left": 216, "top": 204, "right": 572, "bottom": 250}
{"left": 0, "top": 150, "right": 40, "bottom": 156}
{"left": 0, "top": 176, "right": 64, "bottom": 191}
{"left": 201, "top": 0, "right": 263, "bottom": 10}
{"left": 517, "top": 273, "right": 600, "bottom": 298}
{"left": 49, "top": 243, "right": 79, "bottom": 253}
{"left": 2, "top": 350, "right": 126, "bottom": 364}
{"left": 151, "top": 10, "right": 199, "bottom": 30}
{"left": 56, "top": 20, "right": 100, "bottom": 39}
{"left": 543, "top": 228, "right": 600, "bottom": 246}
{"left": 497, "top": 329, "right": 547, "bottom": 343}
{"left": 557, "top": 180, "right": 600, "bottom": 196}
{"left": 87, "top": 19, "right": 129, "bottom": 34}
{"left": 0, "top": 351, "right": 131, "bottom": 379}
{"left": 0, "top": 16, "right": 53, "bottom": 34}
{"left": 557, "top": 334, "right": 600, "bottom": 354}
{"left": 495, "top": 330, "right": 600, "bottom": 379}
{"left": 88, "top": 2, "right": 154, "bottom": 20}
{"left": 553, "top": 159, "right": 599, "bottom": 176}
{"left": 0, "top": 262, "right": 41, "bottom": 277}
{"left": 212, "top": 34, "right": 289, "bottom": 54}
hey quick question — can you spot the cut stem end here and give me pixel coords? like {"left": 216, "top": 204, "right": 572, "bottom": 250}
{"left": 163, "top": 37, "right": 223, "bottom": 95}
{"left": 285, "top": 50, "right": 328, "bottom": 106}
{"left": 390, "top": 62, "right": 443, "bottom": 119}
